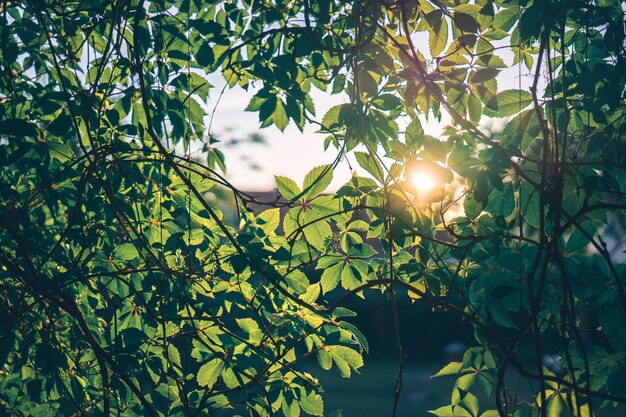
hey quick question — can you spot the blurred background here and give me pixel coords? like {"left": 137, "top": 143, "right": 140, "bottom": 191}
{"left": 312, "top": 293, "right": 474, "bottom": 417}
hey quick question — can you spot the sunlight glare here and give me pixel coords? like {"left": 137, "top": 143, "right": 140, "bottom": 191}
{"left": 411, "top": 172, "right": 435, "bottom": 192}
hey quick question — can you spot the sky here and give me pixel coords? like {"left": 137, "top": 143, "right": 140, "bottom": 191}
{"left": 204, "top": 78, "right": 352, "bottom": 191}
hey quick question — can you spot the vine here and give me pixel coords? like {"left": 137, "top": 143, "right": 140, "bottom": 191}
{"left": 1, "top": 1, "right": 626, "bottom": 417}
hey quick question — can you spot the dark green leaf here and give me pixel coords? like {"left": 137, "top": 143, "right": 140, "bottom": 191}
{"left": 0, "top": 118, "right": 38, "bottom": 137}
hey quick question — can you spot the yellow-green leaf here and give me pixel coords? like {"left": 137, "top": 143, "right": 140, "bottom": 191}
{"left": 275, "top": 176, "right": 301, "bottom": 201}
{"left": 197, "top": 358, "right": 224, "bottom": 388}
{"left": 303, "top": 165, "right": 333, "bottom": 200}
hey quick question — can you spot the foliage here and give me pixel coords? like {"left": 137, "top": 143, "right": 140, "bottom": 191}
{"left": 1, "top": 0, "right": 626, "bottom": 416}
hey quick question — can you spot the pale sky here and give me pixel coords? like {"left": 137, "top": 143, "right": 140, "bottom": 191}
{"left": 205, "top": 79, "right": 352, "bottom": 191}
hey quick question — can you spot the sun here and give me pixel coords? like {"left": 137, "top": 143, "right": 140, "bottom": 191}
{"left": 411, "top": 172, "right": 436, "bottom": 193}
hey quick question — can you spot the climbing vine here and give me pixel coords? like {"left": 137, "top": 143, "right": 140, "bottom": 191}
{"left": 1, "top": 1, "right": 626, "bottom": 416}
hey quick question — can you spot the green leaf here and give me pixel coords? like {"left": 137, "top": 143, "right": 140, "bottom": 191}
{"left": 471, "top": 68, "right": 499, "bottom": 84}
{"left": 166, "top": 344, "right": 181, "bottom": 368}
{"left": 355, "top": 151, "right": 384, "bottom": 182}
{"left": 519, "top": 4, "right": 543, "bottom": 41}
{"left": 197, "top": 358, "right": 224, "bottom": 388}
{"left": 405, "top": 118, "right": 424, "bottom": 147}
{"left": 282, "top": 395, "right": 300, "bottom": 417}
{"left": 300, "top": 390, "right": 324, "bottom": 416}
{"left": 332, "top": 74, "right": 346, "bottom": 94}
{"left": 463, "top": 391, "right": 479, "bottom": 416}
{"left": 316, "top": 348, "right": 332, "bottom": 370}
{"left": 332, "top": 307, "right": 357, "bottom": 319}
{"left": 429, "top": 21, "right": 448, "bottom": 57}
{"left": 566, "top": 221, "right": 595, "bottom": 252}
{"left": 429, "top": 405, "right": 472, "bottom": 417}
{"left": 454, "top": 13, "right": 479, "bottom": 33}
{"left": 300, "top": 283, "right": 321, "bottom": 304}
{"left": 113, "top": 243, "right": 139, "bottom": 261}
{"left": 490, "top": 304, "right": 517, "bottom": 328}
{"left": 424, "top": 10, "right": 443, "bottom": 29}
{"left": 221, "top": 367, "right": 240, "bottom": 389}
{"left": 432, "top": 361, "right": 463, "bottom": 378}
{"left": 273, "top": 99, "right": 289, "bottom": 131}
{"left": 47, "top": 141, "right": 74, "bottom": 162}
{"left": 119, "top": 328, "right": 148, "bottom": 349}
{"left": 485, "top": 187, "right": 515, "bottom": 218}
{"left": 463, "top": 196, "right": 483, "bottom": 220}
{"left": 372, "top": 94, "right": 402, "bottom": 111}
{"left": 275, "top": 176, "right": 302, "bottom": 201}
{"left": 47, "top": 112, "right": 72, "bottom": 136}
{"left": 493, "top": 7, "right": 518, "bottom": 32}
{"left": 0, "top": 118, "right": 38, "bottom": 137}
{"left": 302, "top": 214, "right": 332, "bottom": 250}
{"left": 340, "top": 265, "right": 361, "bottom": 291}
{"left": 195, "top": 42, "right": 215, "bottom": 68}
{"left": 339, "top": 321, "right": 369, "bottom": 353}
{"left": 257, "top": 208, "right": 280, "bottom": 234}
{"left": 303, "top": 165, "right": 333, "bottom": 200}
{"left": 468, "top": 92, "right": 482, "bottom": 123}
{"left": 245, "top": 93, "right": 267, "bottom": 112}
{"left": 328, "top": 345, "right": 363, "bottom": 378}
{"left": 484, "top": 90, "right": 533, "bottom": 117}
{"left": 547, "top": 396, "right": 563, "bottom": 417}
{"left": 320, "top": 263, "right": 341, "bottom": 294}
{"left": 285, "top": 270, "right": 310, "bottom": 294}
{"left": 520, "top": 182, "right": 541, "bottom": 228}
{"left": 320, "top": 104, "right": 355, "bottom": 131}
{"left": 236, "top": 318, "right": 259, "bottom": 333}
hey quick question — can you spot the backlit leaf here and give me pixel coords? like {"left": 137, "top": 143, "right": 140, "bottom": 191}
{"left": 197, "top": 358, "right": 224, "bottom": 388}
{"left": 303, "top": 165, "right": 333, "bottom": 200}
{"left": 484, "top": 90, "right": 533, "bottom": 117}
{"left": 275, "top": 176, "right": 302, "bottom": 201}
